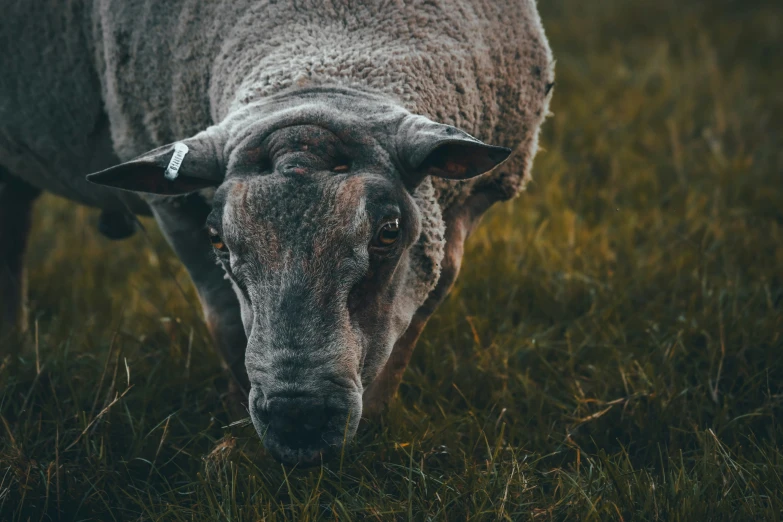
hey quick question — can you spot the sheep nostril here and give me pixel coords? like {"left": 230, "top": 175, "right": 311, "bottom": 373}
{"left": 256, "top": 405, "right": 270, "bottom": 424}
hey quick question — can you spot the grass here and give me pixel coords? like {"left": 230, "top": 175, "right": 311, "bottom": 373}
{"left": 2, "top": 0, "right": 783, "bottom": 519}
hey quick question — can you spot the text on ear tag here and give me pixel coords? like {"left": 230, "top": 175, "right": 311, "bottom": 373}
{"left": 164, "top": 143, "right": 189, "bottom": 180}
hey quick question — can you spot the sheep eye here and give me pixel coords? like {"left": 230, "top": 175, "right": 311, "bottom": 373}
{"left": 207, "top": 227, "right": 228, "bottom": 252}
{"left": 373, "top": 219, "right": 400, "bottom": 248}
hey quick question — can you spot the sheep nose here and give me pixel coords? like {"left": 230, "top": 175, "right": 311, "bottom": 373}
{"left": 250, "top": 388, "right": 356, "bottom": 466}
{"left": 265, "top": 395, "right": 329, "bottom": 435}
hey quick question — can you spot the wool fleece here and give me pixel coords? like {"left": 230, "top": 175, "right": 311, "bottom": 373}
{"left": 0, "top": 0, "right": 553, "bottom": 210}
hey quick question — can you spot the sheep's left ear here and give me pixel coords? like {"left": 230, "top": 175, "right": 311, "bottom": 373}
{"left": 86, "top": 126, "right": 226, "bottom": 195}
{"left": 396, "top": 115, "right": 511, "bottom": 190}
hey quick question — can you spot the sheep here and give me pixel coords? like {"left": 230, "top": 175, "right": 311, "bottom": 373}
{"left": 0, "top": 0, "right": 553, "bottom": 466}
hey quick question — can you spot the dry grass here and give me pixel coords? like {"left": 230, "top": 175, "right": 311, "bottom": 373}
{"left": 2, "top": 0, "right": 782, "bottom": 519}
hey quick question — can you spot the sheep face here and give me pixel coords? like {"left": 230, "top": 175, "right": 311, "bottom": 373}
{"left": 212, "top": 166, "right": 421, "bottom": 466}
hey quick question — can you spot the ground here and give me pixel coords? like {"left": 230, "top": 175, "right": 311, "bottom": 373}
{"left": 2, "top": 0, "right": 782, "bottom": 519}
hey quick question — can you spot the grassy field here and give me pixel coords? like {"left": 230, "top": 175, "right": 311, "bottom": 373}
{"left": 2, "top": 0, "right": 783, "bottom": 519}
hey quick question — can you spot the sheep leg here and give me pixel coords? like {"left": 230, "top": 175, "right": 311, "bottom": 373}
{"left": 0, "top": 168, "right": 40, "bottom": 335}
{"left": 362, "top": 191, "right": 498, "bottom": 417}
{"left": 150, "top": 195, "right": 250, "bottom": 399}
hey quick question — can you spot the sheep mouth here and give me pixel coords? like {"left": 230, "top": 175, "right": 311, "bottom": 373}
{"left": 261, "top": 429, "right": 343, "bottom": 467}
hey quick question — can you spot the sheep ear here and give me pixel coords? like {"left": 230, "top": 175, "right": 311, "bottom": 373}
{"left": 397, "top": 115, "right": 511, "bottom": 190}
{"left": 86, "top": 127, "right": 225, "bottom": 195}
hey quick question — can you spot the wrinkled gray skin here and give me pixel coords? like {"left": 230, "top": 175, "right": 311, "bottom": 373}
{"left": 0, "top": 0, "right": 553, "bottom": 465}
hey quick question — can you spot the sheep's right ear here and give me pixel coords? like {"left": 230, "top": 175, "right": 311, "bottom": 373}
{"left": 86, "top": 127, "right": 226, "bottom": 195}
